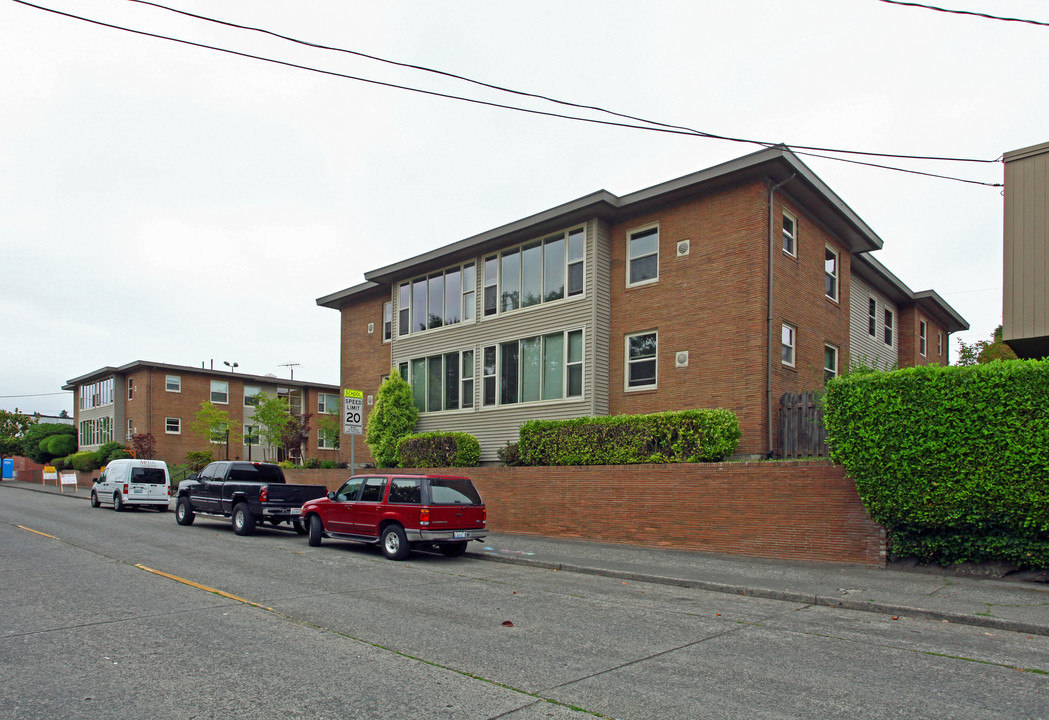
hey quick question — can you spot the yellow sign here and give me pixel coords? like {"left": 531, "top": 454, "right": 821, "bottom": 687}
{"left": 343, "top": 389, "right": 363, "bottom": 399}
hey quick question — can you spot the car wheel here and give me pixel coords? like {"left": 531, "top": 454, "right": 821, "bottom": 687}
{"left": 113, "top": 493, "right": 125, "bottom": 512}
{"left": 90, "top": 492, "right": 100, "bottom": 508}
{"left": 232, "top": 504, "right": 256, "bottom": 536}
{"left": 439, "top": 542, "right": 468, "bottom": 557}
{"left": 307, "top": 514, "right": 323, "bottom": 547}
{"left": 175, "top": 496, "right": 195, "bottom": 526}
{"left": 292, "top": 518, "right": 307, "bottom": 535}
{"left": 380, "top": 525, "right": 410, "bottom": 561}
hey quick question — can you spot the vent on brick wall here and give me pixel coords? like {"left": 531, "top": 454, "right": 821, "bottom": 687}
{"left": 677, "top": 240, "right": 690, "bottom": 257}
{"left": 675, "top": 351, "right": 689, "bottom": 368}
{"left": 367, "top": 322, "right": 374, "bottom": 334}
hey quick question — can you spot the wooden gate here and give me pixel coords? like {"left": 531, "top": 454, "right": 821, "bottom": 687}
{"left": 779, "top": 391, "right": 828, "bottom": 458}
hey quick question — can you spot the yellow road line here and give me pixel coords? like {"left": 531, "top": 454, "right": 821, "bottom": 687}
{"left": 134, "top": 564, "right": 272, "bottom": 610}
{"left": 17, "top": 525, "right": 58, "bottom": 539}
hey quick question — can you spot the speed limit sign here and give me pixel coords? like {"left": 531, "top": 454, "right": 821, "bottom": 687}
{"left": 342, "top": 389, "right": 364, "bottom": 435}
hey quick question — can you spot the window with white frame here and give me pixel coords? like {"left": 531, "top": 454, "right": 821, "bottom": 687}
{"left": 938, "top": 331, "right": 943, "bottom": 357}
{"left": 884, "top": 309, "right": 894, "bottom": 346}
{"left": 127, "top": 378, "right": 133, "bottom": 401}
{"left": 79, "top": 378, "right": 114, "bottom": 410}
{"left": 824, "top": 344, "right": 838, "bottom": 383}
{"left": 243, "top": 385, "right": 260, "bottom": 407}
{"left": 825, "top": 246, "right": 839, "bottom": 301}
{"left": 127, "top": 419, "right": 133, "bottom": 439}
{"left": 165, "top": 417, "right": 181, "bottom": 434}
{"left": 782, "top": 324, "right": 796, "bottom": 367}
{"left": 211, "top": 380, "right": 229, "bottom": 404}
{"left": 397, "top": 262, "right": 476, "bottom": 335}
{"left": 383, "top": 301, "right": 392, "bottom": 342}
{"left": 165, "top": 375, "right": 181, "bottom": 392}
{"left": 626, "top": 331, "right": 657, "bottom": 389}
{"left": 475, "top": 330, "right": 583, "bottom": 407}
{"left": 317, "top": 429, "right": 335, "bottom": 449}
{"left": 920, "top": 320, "right": 928, "bottom": 356}
{"left": 782, "top": 212, "right": 797, "bottom": 257}
{"left": 868, "top": 298, "right": 877, "bottom": 336}
{"left": 318, "top": 393, "right": 339, "bottom": 415}
{"left": 398, "top": 283, "right": 411, "bottom": 337}
{"left": 477, "top": 228, "right": 584, "bottom": 317}
{"left": 401, "top": 349, "right": 475, "bottom": 413}
{"left": 627, "top": 225, "right": 659, "bottom": 286}
{"left": 482, "top": 346, "right": 497, "bottom": 406}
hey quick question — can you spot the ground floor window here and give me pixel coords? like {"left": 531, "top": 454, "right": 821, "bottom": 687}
{"left": 165, "top": 417, "right": 181, "bottom": 434}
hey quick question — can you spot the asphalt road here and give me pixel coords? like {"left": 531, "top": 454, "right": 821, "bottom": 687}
{"left": 1, "top": 489, "right": 1047, "bottom": 720}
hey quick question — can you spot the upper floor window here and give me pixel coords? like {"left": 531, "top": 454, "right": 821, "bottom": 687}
{"left": 318, "top": 393, "right": 339, "bottom": 415}
{"left": 868, "top": 298, "right": 877, "bottom": 336}
{"left": 883, "top": 309, "right": 894, "bottom": 346}
{"left": 920, "top": 320, "right": 928, "bottom": 356}
{"left": 127, "top": 378, "right": 134, "bottom": 401}
{"left": 824, "top": 344, "right": 838, "bottom": 383}
{"left": 211, "top": 380, "right": 229, "bottom": 404}
{"left": 243, "top": 386, "right": 260, "bottom": 407}
{"left": 397, "top": 262, "right": 475, "bottom": 336}
{"left": 825, "top": 246, "right": 839, "bottom": 301}
{"left": 782, "top": 212, "right": 797, "bottom": 257}
{"left": 782, "top": 324, "right": 796, "bottom": 367}
{"left": 79, "top": 377, "right": 114, "bottom": 410}
{"left": 382, "top": 301, "right": 392, "bottom": 342}
{"left": 482, "top": 227, "right": 585, "bottom": 316}
{"left": 626, "top": 331, "right": 657, "bottom": 389}
{"left": 938, "top": 331, "right": 944, "bottom": 357}
{"left": 627, "top": 225, "right": 659, "bottom": 287}
{"left": 165, "top": 375, "right": 181, "bottom": 393}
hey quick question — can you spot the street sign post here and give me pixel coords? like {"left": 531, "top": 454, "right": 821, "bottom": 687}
{"left": 343, "top": 389, "right": 364, "bottom": 475}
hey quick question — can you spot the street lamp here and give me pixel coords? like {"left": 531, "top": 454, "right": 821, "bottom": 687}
{"left": 224, "top": 361, "right": 238, "bottom": 372}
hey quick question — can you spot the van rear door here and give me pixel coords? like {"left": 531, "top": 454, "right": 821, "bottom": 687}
{"left": 129, "top": 464, "right": 168, "bottom": 501}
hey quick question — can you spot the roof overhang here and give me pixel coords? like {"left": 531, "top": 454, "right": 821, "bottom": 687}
{"left": 853, "top": 253, "right": 968, "bottom": 334}
{"left": 63, "top": 361, "right": 338, "bottom": 391}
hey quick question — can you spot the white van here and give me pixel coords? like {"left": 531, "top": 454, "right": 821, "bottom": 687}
{"left": 90, "top": 459, "right": 171, "bottom": 512}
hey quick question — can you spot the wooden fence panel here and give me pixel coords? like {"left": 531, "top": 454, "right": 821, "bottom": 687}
{"left": 779, "top": 391, "right": 828, "bottom": 458}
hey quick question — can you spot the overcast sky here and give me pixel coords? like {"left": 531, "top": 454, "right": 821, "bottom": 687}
{"left": 3, "top": 0, "right": 1045, "bottom": 417}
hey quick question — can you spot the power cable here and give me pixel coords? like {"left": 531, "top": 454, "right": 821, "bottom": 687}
{"left": 878, "top": 0, "right": 1049, "bottom": 28}
{"left": 10, "top": 0, "right": 1003, "bottom": 186}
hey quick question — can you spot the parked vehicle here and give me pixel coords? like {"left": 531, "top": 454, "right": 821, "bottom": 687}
{"left": 90, "top": 459, "right": 170, "bottom": 512}
{"left": 300, "top": 473, "right": 487, "bottom": 560}
{"left": 174, "top": 461, "right": 327, "bottom": 536}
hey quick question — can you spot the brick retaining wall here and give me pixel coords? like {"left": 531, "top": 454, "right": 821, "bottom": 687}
{"left": 285, "top": 461, "right": 886, "bottom": 566}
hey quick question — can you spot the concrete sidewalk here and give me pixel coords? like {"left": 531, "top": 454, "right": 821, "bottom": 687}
{"left": 5, "top": 478, "right": 1048, "bottom": 636}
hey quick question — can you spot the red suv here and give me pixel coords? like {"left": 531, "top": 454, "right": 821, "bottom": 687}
{"left": 300, "top": 474, "right": 487, "bottom": 560}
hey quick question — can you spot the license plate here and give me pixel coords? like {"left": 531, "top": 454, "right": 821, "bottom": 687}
{"left": 133, "top": 488, "right": 144, "bottom": 494}
{"left": 453, "top": 531, "right": 468, "bottom": 539}
{"left": 288, "top": 508, "right": 301, "bottom": 516}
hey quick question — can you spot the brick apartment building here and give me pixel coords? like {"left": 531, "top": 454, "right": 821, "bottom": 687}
{"left": 317, "top": 147, "right": 967, "bottom": 462}
{"left": 63, "top": 362, "right": 340, "bottom": 465}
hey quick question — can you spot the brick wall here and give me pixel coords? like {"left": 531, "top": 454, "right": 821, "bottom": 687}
{"left": 899, "top": 307, "right": 950, "bottom": 367}
{"left": 337, "top": 287, "right": 393, "bottom": 467}
{"left": 284, "top": 461, "right": 886, "bottom": 565}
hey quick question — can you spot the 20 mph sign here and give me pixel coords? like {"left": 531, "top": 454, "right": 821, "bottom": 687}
{"left": 342, "top": 389, "right": 364, "bottom": 435}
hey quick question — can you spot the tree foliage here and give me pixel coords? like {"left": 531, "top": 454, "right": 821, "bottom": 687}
{"left": 20, "top": 423, "right": 76, "bottom": 464}
{"left": 316, "top": 411, "right": 341, "bottom": 451}
{"left": 0, "top": 410, "right": 35, "bottom": 459}
{"left": 190, "top": 402, "right": 237, "bottom": 447}
{"left": 365, "top": 370, "right": 419, "bottom": 467}
{"left": 131, "top": 433, "right": 156, "bottom": 460}
{"left": 955, "top": 325, "right": 1018, "bottom": 366}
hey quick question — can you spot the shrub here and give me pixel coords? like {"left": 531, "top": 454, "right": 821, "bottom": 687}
{"left": 825, "top": 360, "right": 1049, "bottom": 569}
{"left": 398, "top": 432, "right": 481, "bottom": 468}
{"left": 304, "top": 457, "right": 322, "bottom": 469}
{"left": 42, "top": 434, "right": 77, "bottom": 458}
{"left": 518, "top": 409, "right": 741, "bottom": 466}
{"left": 277, "top": 460, "right": 295, "bottom": 469}
{"left": 98, "top": 441, "right": 131, "bottom": 464}
{"left": 70, "top": 451, "right": 101, "bottom": 473}
{"left": 365, "top": 370, "right": 419, "bottom": 467}
{"left": 497, "top": 441, "right": 523, "bottom": 467}
{"left": 185, "top": 451, "right": 213, "bottom": 470}
{"left": 21, "top": 423, "right": 76, "bottom": 464}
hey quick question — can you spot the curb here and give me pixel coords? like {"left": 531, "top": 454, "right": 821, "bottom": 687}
{"left": 467, "top": 551, "right": 1049, "bottom": 638}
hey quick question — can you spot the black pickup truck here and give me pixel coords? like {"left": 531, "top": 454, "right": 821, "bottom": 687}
{"left": 174, "top": 461, "right": 327, "bottom": 536}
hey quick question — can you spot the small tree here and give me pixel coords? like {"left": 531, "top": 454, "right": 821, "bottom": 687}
{"left": 316, "top": 411, "right": 341, "bottom": 451}
{"left": 955, "top": 325, "right": 1018, "bottom": 366}
{"left": 131, "top": 433, "right": 156, "bottom": 460}
{"left": 190, "top": 402, "right": 237, "bottom": 456}
{"left": 21, "top": 423, "right": 76, "bottom": 464}
{"left": 252, "top": 392, "right": 292, "bottom": 461}
{"left": 365, "top": 370, "right": 419, "bottom": 467}
{"left": 0, "top": 410, "right": 35, "bottom": 464}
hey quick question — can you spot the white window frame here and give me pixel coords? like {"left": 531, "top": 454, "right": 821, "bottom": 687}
{"left": 825, "top": 246, "right": 839, "bottom": 302}
{"left": 884, "top": 309, "right": 894, "bottom": 346}
{"left": 625, "top": 330, "right": 658, "bottom": 390}
{"left": 165, "top": 417, "right": 181, "bottom": 435}
{"left": 210, "top": 380, "right": 229, "bottom": 404}
{"left": 782, "top": 324, "right": 796, "bottom": 367}
{"left": 243, "top": 385, "right": 260, "bottom": 407}
{"left": 318, "top": 393, "right": 339, "bottom": 415}
{"left": 782, "top": 211, "right": 797, "bottom": 257}
{"left": 127, "top": 378, "right": 133, "bottom": 401}
{"left": 317, "top": 429, "right": 335, "bottom": 450}
{"left": 824, "top": 344, "right": 839, "bottom": 383}
{"left": 383, "top": 301, "right": 392, "bottom": 342}
{"left": 920, "top": 320, "right": 928, "bottom": 357}
{"left": 165, "top": 375, "right": 181, "bottom": 393}
{"left": 938, "top": 331, "right": 944, "bottom": 357}
{"left": 627, "top": 225, "right": 660, "bottom": 288}
{"left": 868, "top": 298, "right": 877, "bottom": 337}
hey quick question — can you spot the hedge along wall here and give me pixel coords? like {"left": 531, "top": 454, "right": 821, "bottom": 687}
{"left": 288, "top": 462, "right": 885, "bottom": 565}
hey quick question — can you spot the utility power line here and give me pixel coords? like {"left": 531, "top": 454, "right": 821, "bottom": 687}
{"left": 12, "top": 0, "right": 1003, "bottom": 187}
{"left": 878, "top": 0, "right": 1049, "bottom": 28}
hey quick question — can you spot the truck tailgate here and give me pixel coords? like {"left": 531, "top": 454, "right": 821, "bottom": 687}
{"left": 264, "top": 483, "right": 327, "bottom": 506}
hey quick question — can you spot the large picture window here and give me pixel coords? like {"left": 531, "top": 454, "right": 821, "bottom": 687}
{"left": 484, "top": 329, "right": 584, "bottom": 406}
{"left": 480, "top": 227, "right": 585, "bottom": 318}
{"left": 402, "top": 350, "right": 475, "bottom": 413}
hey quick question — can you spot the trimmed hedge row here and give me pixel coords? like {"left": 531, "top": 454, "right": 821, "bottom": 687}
{"left": 517, "top": 409, "right": 741, "bottom": 466}
{"left": 398, "top": 431, "right": 481, "bottom": 468}
{"left": 824, "top": 360, "right": 1049, "bottom": 569}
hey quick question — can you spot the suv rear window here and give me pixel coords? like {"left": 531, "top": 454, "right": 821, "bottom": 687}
{"left": 228, "top": 464, "right": 286, "bottom": 483}
{"left": 130, "top": 467, "right": 167, "bottom": 485}
{"left": 428, "top": 477, "right": 482, "bottom": 505}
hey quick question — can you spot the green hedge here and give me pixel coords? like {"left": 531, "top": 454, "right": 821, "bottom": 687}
{"left": 398, "top": 432, "right": 481, "bottom": 468}
{"left": 824, "top": 360, "right": 1049, "bottom": 569}
{"left": 518, "top": 409, "right": 741, "bottom": 466}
